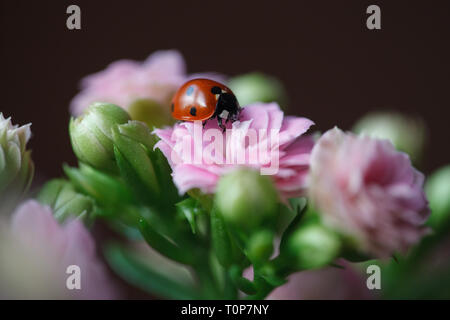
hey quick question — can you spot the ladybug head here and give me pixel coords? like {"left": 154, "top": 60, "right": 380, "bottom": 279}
{"left": 211, "top": 86, "right": 223, "bottom": 95}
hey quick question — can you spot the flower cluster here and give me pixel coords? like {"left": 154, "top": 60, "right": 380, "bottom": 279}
{"left": 0, "top": 50, "right": 440, "bottom": 300}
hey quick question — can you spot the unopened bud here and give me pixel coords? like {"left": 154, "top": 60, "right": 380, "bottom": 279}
{"left": 215, "top": 169, "right": 278, "bottom": 232}
{"left": 228, "top": 72, "right": 288, "bottom": 107}
{"left": 69, "top": 102, "right": 130, "bottom": 172}
{"left": 353, "top": 111, "right": 426, "bottom": 164}
{"left": 0, "top": 113, "right": 34, "bottom": 209}
{"left": 285, "top": 223, "right": 340, "bottom": 270}
{"left": 37, "top": 179, "right": 95, "bottom": 224}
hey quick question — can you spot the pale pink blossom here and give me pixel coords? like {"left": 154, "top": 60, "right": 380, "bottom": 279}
{"left": 154, "top": 102, "right": 314, "bottom": 200}
{"left": 70, "top": 50, "right": 224, "bottom": 115}
{"left": 308, "top": 127, "right": 430, "bottom": 258}
{"left": 242, "top": 260, "right": 372, "bottom": 300}
{"left": 0, "top": 200, "right": 117, "bottom": 299}
{"left": 266, "top": 266, "right": 371, "bottom": 300}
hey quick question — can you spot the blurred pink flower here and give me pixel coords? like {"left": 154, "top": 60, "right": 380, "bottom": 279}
{"left": 0, "top": 200, "right": 117, "bottom": 299}
{"left": 154, "top": 102, "right": 314, "bottom": 200}
{"left": 267, "top": 262, "right": 372, "bottom": 300}
{"left": 70, "top": 50, "right": 224, "bottom": 115}
{"left": 309, "top": 127, "right": 430, "bottom": 258}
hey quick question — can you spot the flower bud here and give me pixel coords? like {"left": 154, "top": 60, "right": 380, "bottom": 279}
{"left": 285, "top": 223, "right": 340, "bottom": 270}
{"left": 353, "top": 111, "right": 426, "bottom": 164}
{"left": 37, "top": 179, "right": 95, "bottom": 224}
{"left": 426, "top": 165, "right": 450, "bottom": 231}
{"left": 0, "top": 113, "right": 34, "bottom": 206}
{"left": 246, "top": 229, "right": 274, "bottom": 264}
{"left": 128, "top": 99, "right": 175, "bottom": 129}
{"left": 228, "top": 72, "right": 288, "bottom": 107}
{"left": 69, "top": 102, "right": 131, "bottom": 172}
{"left": 215, "top": 169, "right": 278, "bottom": 232}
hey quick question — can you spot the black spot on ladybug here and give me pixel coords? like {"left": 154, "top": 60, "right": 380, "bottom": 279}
{"left": 211, "top": 86, "right": 222, "bottom": 94}
{"left": 189, "top": 107, "right": 197, "bottom": 116}
{"left": 171, "top": 103, "right": 174, "bottom": 112}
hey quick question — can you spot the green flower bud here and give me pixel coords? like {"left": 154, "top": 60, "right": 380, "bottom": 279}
{"left": 69, "top": 102, "right": 131, "bottom": 172}
{"left": 0, "top": 113, "right": 34, "bottom": 207}
{"left": 128, "top": 99, "right": 175, "bottom": 129}
{"left": 246, "top": 229, "right": 274, "bottom": 264}
{"left": 215, "top": 169, "right": 278, "bottom": 232}
{"left": 353, "top": 111, "right": 426, "bottom": 164}
{"left": 426, "top": 165, "right": 450, "bottom": 231}
{"left": 285, "top": 223, "right": 340, "bottom": 270}
{"left": 228, "top": 72, "right": 288, "bottom": 107}
{"left": 37, "top": 179, "right": 95, "bottom": 224}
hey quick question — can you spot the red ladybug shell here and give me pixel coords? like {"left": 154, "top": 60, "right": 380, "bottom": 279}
{"left": 171, "top": 79, "right": 234, "bottom": 121}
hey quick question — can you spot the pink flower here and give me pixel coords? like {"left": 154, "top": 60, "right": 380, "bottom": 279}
{"left": 154, "top": 102, "right": 314, "bottom": 200}
{"left": 0, "top": 200, "right": 118, "bottom": 299}
{"left": 266, "top": 262, "right": 371, "bottom": 300}
{"left": 70, "top": 50, "right": 224, "bottom": 116}
{"left": 308, "top": 127, "right": 430, "bottom": 258}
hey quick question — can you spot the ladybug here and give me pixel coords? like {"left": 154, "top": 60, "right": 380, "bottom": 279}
{"left": 171, "top": 78, "right": 240, "bottom": 131}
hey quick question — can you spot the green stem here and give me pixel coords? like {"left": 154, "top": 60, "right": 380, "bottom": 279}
{"left": 210, "top": 207, "right": 235, "bottom": 268}
{"left": 229, "top": 265, "right": 257, "bottom": 295}
{"left": 138, "top": 218, "right": 197, "bottom": 265}
{"left": 194, "top": 261, "right": 221, "bottom": 299}
{"left": 245, "top": 275, "right": 275, "bottom": 300}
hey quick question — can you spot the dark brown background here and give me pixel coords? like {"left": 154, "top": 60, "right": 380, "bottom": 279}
{"left": 1, "top": 0, "right": 450, "bottom": 182}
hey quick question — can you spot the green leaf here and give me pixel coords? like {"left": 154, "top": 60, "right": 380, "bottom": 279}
{"left": 149, "top": 148, "right": 180, "bottom": 207}
{"left": 104, "top": 244, "right": 199, "bottom": 299}
{"left": 117, "top": 120, "right": 156, "bottom": 150}
{"left": 139, "top": 218, "right": 197, "bottom": 265}
{"left": 279, "top": 197, "right": 308, "bottom": 251}
{"left": 114, "top": 146, "right": 157, "bottom": 206}
{"left": 112, "top": 127, "right": 159, "bottom": 198}
{"left": 211, "top": 207, "right": 238, "bottom": 268}
{"left": 64, "top": 163, "right": 135, "bottom": 207}
{"left": 176, "top": 198, "right": 204, "bottom": 234}
{"left": 229, "top": 265, "right": 257, "bottom": 295}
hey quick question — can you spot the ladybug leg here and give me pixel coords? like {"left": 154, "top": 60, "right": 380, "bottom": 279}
{"left": 217, "top": 118, "right": 226, "bottom": 133}
{"left": 202, "top": 120, "right": 208, "bottom": 128}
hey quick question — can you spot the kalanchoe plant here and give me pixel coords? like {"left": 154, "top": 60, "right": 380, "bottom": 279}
{"left": 3, "top": 51, "right": 443, "bottom": 299}
{"left": 0, "top": 113, "right": 34, "bottom": 213}
{"left": 28, "top": 94, "right": 432, "bottom": 300}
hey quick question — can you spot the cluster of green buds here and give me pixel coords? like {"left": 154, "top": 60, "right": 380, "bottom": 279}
{"left": 0, "top": 113, "right": 34, "bottom": 212}
{"left": 209, "top": 168, "right": 342, "bottom": 297}
{"left": 66, "top": 103, "right": 178, "bottom": 219}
